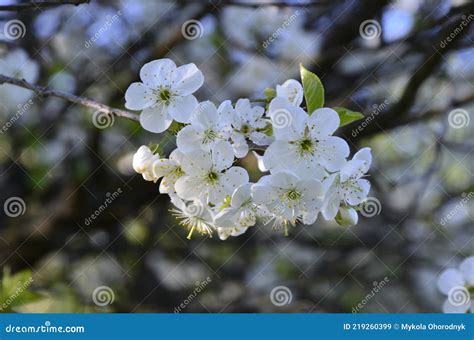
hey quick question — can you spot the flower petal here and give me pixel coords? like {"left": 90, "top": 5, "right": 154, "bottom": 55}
{"left": 232, "top": 134, "right": 249, "bottom": 158}
{"left": 341, "top": 159, "right": 366, "bottom": 182}
{"left": 151, "top": 158, "right": 175, "bottom": 178}
{"left": 316, "top": 136, "right": 350, "bottom": 172}
{"left": 262, "top": 140, "right": 296, "bottom": 173}
{"left": 442, "top": 298, "right": 470, "bottom": 314}
{"left": 169, "top": 149, "right": 185, "bottom": 164}
{"left": 212, "top": 140, "right": 234, "bottom": 171}
{"left": 308, "top": 107, "right": 340, "bottom": 138}
{"left": 459, "top": 256, "right": 474, "bottom": 286}
{"left": 321, "top": 174, "right": 341, "bottom": 220}
{"left": 125, "top": 82, "right": 155, "bottom": 110}
{"left": 231, "top": 183, "right": 252, "bottom": 207}
{"left": 171, "top": 63, "right": 204, "bottom": 96}
{"left": 168, "top": 95, "right": 198, "bottom": 123}
{"left": 268, "top": 97, "right": 307, "bottom": 141}
{"left": 437, "top": 268, "right": 465, "bottom": 295}
{"left": 176, "top": 125, "right": 203, "bottom": 153}
{"left": 180, "top": 149, "right": 212, "bottom": 175}
{"left": 174, "top": 176, "right": 203, "bottom": 201}
{"left": 251, "top": 180, "right": 275, "bottom": 205}
{"left": 345, "top": 179, "right": 370, "bottom": 206}
{"left": 300, "top": 179, "right": 324, "bottom": 211}
{"left": 276, "top": 79, "right": 303, "bottom": 106}
{"left": 139, "top": 58, "right": 176, "bottom": 88}
{"left": 220, "top": 167, "right": 249, "bottom": 194}
{"left": 139, "top": 104, "right": 173, "bottom": 133}
{"left": 217, "top": 100, "right": 235, "bottom": 123}
{"left": 353, "top": 147, "right": 372, "bottom": 173}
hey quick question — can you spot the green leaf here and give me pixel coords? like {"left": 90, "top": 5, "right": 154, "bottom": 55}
{"left": 0, "top": 268, "right": 41, "bottom": 312}
{"left": 333, "top": 107, "right": 365, "bottom": 127}
{"left": 300, "top": 64, "right": 324, "bottom": 114}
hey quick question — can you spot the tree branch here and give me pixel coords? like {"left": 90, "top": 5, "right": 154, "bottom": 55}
{"left": 341, "top": 6, "right": 474, "bottom": 141}
{"left": 0, "top": 74, "right": 139, "bottom": 122}
{"left": 171, "top": 0, "right": 330, "bottom": 8}
{"left": 0, "top": 0, "right": 89, "bottom": 12}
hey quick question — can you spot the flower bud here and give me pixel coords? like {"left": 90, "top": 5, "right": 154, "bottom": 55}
{"left": 132, "top": 145, "right": 155, "bottom": 173}
{"left": 336, "top": 207, "right": 358, "bottom": 227}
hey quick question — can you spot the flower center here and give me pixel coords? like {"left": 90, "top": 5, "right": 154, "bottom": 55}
{"left": 297, "top": 138, "right": 315, "bottom": 155}
{"left": 160, "top": 88, "right": 171, "bottom": 101}
{"left": 202, "top": 128, "right": 218, "bottom": 144}
{"left": 241, "top": 124, "right": 251, "bottom": 135}
{"left": 155, "top": 87, "right": 173, "bottom": 105}
{"left": 205, "top": 171, "right": 219, "bottom": 184}
{"left": 173, "top": 166, "right": 184, "bottom": 177}
{"left": 286, "top": 188, "right": 302, "bottom": 202}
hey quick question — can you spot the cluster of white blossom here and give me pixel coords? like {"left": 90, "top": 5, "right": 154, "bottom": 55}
{"left": 127, "top": 59, "right": 371, "bottom": 240}
{"left": 437, "top": 256, "right": 474, "bottom": 313}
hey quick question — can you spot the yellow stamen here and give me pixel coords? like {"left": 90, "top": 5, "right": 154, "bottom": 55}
{"left": 187, "top": 225, "right": 195, "bottom": 240}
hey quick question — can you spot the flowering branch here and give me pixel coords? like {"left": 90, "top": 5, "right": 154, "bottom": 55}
{"left": 0, "top": 0, "right": 89, "bottom": 12}
{"left": 0, "top": 74, "right": 139, "bottom": 122}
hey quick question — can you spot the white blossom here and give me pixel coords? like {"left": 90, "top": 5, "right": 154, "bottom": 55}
{"left": 251, "top": 171, "right": 324, "bottom": 228}
{"left": 437, "top": 256, "right": 474, "bottom": 313}
{"left": 230, "top": 98, "right": 272, "bottom": 157}
{"left": 214, "top": 183, "right": 265, "bottom": 239}
{"left": 176, "top": 100, "right": 233, "bottom": 154}
{"left": 169, "top": 195, "right": 215, "bottom": 239}
{"left": 263, "top": 97, "right": 350, "bottom": 179}
{"left": 276, "top": 79, "right": 303, "bottom": 106}
{"left": 321, "top": 148, "right": 372, "bottom": 221}
{"left": 132, "top": 145, "right": 160, "bottom": 182}
{"left": 174, "top": 142, "right": 249, "bottom": 205}
{"left": 125, "top": 58, "right": 204, "bottom": 133}
{"left": 127, "top": 65, "right": 373, "bottom": 240}
{"left": 151, "top": 148, "right": 185, "bottom": 193}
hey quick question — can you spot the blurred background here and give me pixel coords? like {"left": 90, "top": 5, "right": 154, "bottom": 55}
{"left": 0, "top": 0, "right": 473, "bottom": 313}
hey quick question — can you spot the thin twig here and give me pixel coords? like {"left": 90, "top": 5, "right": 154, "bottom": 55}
{"left": 0, "top": 0, "right": 89, "bottom": 12}
{"left": 0, "top": 74, "right": 139, "bottom": 122}
{"left": 178, "top": 0, "right": 331, "bottom": 8}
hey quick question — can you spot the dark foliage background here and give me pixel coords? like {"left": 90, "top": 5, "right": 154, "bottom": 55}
{"left": 0, "top": 0, "right": 472, "bottom": 313}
